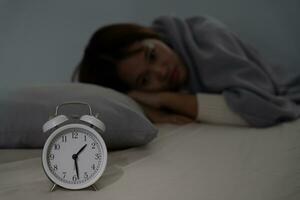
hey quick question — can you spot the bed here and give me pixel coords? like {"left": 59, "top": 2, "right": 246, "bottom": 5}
{"left": 1, "top": 120, "right": 299, "bottom": 200}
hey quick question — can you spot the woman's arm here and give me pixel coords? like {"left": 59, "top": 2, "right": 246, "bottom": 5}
{"left": 160, "top": 92, "right": 197, "bottom": 119}
{"left": 141, "top": 104, "right": 194, "bottom": 124}
{"left": 129, "top": 91, "right": 250, "bottom": 126}
{"left": 128, "top": 91, "right": 197, "bottom": 119}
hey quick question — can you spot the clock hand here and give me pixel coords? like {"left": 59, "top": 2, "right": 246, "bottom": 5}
{"left": 72, "top": 144, "right": 87, "bottom": 179}
{"left": 74, "top": 159, "right": 79, "bottom": 179}
{"left": 76, "top": 144, "right": 87, "bottom": 156}
{"left": 72, "top": 154, "right": 79, "bottom": 179}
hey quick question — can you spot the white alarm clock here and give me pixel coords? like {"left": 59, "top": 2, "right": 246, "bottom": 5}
{"left": 42, "top": 102, "right": 107, "bottom": 191}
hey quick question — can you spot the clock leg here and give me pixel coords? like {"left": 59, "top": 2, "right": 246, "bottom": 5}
{"left": 50, "top": 184, "right": 57, "bottom": 192}
{"left": 91, "top": 184, "right": 98, "bottom": 191}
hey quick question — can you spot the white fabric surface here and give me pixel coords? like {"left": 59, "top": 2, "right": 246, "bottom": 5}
{"left": 0, "top": 121, "right": 299, "bottom": 200}
{"left": 196, "top": 93, "right": 249, "bottom": 126}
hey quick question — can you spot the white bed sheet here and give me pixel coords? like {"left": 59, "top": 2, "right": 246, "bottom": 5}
{"left": 0, "top": 121, "right": 299, "bottom": 200}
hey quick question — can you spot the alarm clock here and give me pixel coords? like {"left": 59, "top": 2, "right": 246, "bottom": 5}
{"left": 42, "top": 102, "right": 107, "bottom": 191}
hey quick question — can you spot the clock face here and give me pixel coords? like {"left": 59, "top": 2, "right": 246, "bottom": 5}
{"left": 42, "top": 124, "right": 107, "bottom": 190}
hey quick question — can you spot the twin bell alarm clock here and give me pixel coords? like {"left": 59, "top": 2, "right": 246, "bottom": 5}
{"left": 42, "top": 102, "right": 107, "bottom": 191}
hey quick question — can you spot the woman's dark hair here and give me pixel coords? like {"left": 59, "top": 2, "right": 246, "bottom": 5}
{"left": 73, "top": 23, "right": 162, "bottom": 92}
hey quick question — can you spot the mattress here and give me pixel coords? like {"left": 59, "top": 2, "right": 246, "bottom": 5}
{"left": 0, "top": 121, "right": 299, "bottom": 200}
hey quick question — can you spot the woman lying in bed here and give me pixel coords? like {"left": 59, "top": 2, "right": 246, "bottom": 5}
{"left": 74, "top": 15, "right": 300, "bottom": 127}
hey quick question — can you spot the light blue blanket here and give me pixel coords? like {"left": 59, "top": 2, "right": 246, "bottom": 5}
{"left": 153, "top": 16, "right": 300, "bottom": 127}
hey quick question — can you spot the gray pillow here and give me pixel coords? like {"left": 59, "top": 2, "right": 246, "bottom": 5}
{"left": 0, "top": 83, "right": 158, "bottom": 150}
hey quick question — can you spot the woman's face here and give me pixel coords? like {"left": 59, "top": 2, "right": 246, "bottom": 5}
{"left": 117, "top": 39, "right": 188, "bottom": 92}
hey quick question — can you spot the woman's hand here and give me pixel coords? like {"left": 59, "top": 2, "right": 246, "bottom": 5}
{"left": 128, "top": 91, "right": 164, "bottom": 108}
{"left": 141, "top": 104, "right": 194, "bottom": 124}
{"left": 128, "top": 90, "right": 198, "bottom": 120}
